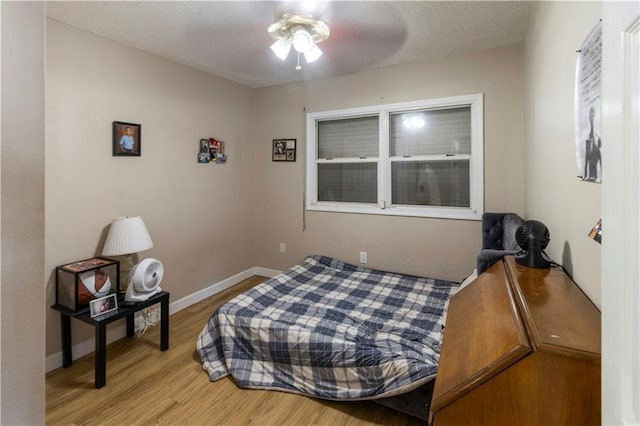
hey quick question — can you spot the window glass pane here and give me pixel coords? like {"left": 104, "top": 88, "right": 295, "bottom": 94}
{"left": 318, "top": 116, "right": 379, "bottom": 159}
{"left": 391, "top": 160, "right": 470, "bottom": 207}
{"left": 318, "top": 163, "right": 377, "bottom": 203}
{"left": 390, "top": 107, "right": 471, "bottom": 156}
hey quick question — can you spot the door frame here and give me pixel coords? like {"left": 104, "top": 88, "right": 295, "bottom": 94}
{"left": 601, "top": 2, "right": 640, "bottom": 424}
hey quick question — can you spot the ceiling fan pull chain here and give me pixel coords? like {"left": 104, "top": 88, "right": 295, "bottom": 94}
{"left": 296, "top": 52, "right": 302, "bottom": 71}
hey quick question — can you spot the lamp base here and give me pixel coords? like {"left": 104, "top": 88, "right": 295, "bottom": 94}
{"left": 118, "top": 254, "right": 136, "bottom": 295}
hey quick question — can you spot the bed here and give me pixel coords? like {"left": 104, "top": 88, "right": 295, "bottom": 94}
{"left": 197, "top": 255, "right": 459, "bottom": 418}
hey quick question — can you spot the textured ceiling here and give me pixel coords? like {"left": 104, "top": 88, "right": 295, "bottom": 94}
{"left": 46, "top": 1, "right": 532, "bottom": 89}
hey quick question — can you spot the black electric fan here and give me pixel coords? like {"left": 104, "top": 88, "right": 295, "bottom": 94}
{"left": 515, "top": 220, "right": 551, "bottom": 269}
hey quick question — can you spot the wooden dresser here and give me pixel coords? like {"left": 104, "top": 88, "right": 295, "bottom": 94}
{"left": 430, "top": 256, "right": 601, "bottom": 425}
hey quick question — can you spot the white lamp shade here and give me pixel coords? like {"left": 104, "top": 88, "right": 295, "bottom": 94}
{"left": 102, "top": 216, "right": 154, "bottom": 256}
{"left": 303, "top": 42, "right": 323, "bottom": 63}
{"left": 270, "top": 38, "right": 292, "bottom": 61}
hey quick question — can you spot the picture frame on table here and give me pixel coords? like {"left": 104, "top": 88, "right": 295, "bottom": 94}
{"left": 113, "top": 121, "right": 141, "bottom": 156}
{"left": 90, "top": 293, "right": 118, "bottom": 318}
{"left": 273, "top": 139, "right": 296, "bottom": 162}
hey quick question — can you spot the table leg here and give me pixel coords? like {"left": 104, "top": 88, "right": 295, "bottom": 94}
{"left": 95, "top": 323, "right": 107, "bottom": 388}
{"left": 60, "top": 313, "right": 72, "bottom": 367}
{"left": 126, "top": 314, "right": 135, "bottom": 337}
{"left": 160, "top": 295, "right": 169, "bottom": 351}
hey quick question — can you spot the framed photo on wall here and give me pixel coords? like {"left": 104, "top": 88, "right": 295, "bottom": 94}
{"left": 113, "top": 121, "right": 141, "bottom": 156}
{"left": 273, "top": 138, "right": 296, "bottom": 162}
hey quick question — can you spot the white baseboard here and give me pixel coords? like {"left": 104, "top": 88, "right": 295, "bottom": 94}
{"left": 252, "top": 266, "right": 281, "bottom": 279}
{"left": 169, "top": 266, "right": 281, "bottom": 315}
{"left": 45, "top": 266, "right": 282, "bottom": 373}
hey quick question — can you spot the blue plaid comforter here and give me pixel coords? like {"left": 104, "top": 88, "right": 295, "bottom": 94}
{"left": 197, "top": 255, "right": 459, "bottom": 400}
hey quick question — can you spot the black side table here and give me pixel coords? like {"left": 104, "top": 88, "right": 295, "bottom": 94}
{"left": 52, "top": 291, "right": 169, "bottom": 388}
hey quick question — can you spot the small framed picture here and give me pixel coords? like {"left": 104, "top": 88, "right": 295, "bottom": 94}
{"left": 198, "top": 152, "right": 211, "bottom": 163}
{"left": 273, "top": 139, "right": 296, "bottom": 162}
{"left": 113, "top": 121, "right": 141, "bottom": 156}
{"left": 199, "top": 138, "right": 209, "bottom": 154}
{"left": 90, "top": 293, "right": 118, "bottom": 318}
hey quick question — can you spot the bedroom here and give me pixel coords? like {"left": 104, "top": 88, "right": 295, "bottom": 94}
{"left": 1, "top": 1, "right": 638, "bottom": 424}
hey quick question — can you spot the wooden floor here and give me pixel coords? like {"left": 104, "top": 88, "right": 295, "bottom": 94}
{"left": 46, "top": 276, "right": 424, "bottom": 426}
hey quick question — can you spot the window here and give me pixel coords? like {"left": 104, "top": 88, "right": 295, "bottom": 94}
{"left": 306, "top": 94, "right": 483, "bottom": 219}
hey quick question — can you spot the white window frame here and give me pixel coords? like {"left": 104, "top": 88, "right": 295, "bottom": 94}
{"left": 306, "top": 93, "right": 484, "bottom": 220}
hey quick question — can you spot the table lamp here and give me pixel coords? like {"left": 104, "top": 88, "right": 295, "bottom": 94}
{"left": 102, "top": 216, "right": 154, "bottom": 295}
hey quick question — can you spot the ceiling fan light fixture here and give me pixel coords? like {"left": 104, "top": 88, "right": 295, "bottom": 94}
{"left": 268, "top": 12, "right": 330, "bottom": 69}
{"left": 303, "top": 42, "right": 323, "bottom": 63}
{"left": 292, "top": 28, "right": 314, "bottom": 53}
{"left": 270, "top": 38, "right": 292, "bottom": 61}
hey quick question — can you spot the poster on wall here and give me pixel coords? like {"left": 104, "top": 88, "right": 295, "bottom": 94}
{"left": 574, "top": 20, "right": 602, "bottom": 183}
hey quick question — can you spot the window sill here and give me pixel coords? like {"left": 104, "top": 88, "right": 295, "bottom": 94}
{"left": 306, "top": 203, "right": 482, "bottom": 220}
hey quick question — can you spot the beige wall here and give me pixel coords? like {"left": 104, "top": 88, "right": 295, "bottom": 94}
{"left": 1, "top": 2, "right": 46, "bottom": 423}
{"left": 251, "top": 46, "right": 525, "bottom": 281}
{"left": 45, "top": 20, "right": 256, "bottom": 355}
{"left": 523, "top": 2, "right": 602, "bottom": 307}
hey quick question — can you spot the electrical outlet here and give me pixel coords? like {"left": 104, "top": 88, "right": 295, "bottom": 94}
{"left": 280, "top": 243, "right": 286, "bottom": 253}
{"left": 360, "top": 251, "right": 368, "bottom": 264}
